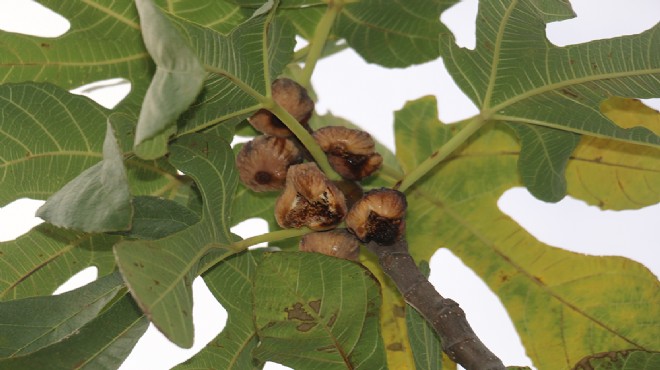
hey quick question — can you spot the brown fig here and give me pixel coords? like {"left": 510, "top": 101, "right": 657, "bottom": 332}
{"left": 299, "top": 229, "right": 360, "bottom": 261}
{"left": 235, "top": 135, "right": 303, "bottom": 192}
{"left": 345, "top": 188, "right": 407, "bottom": 245}
{"left": 248, "top": 78, "right": 314, "bottom": 137}
{"left": 313, "top": 126, "right": 383, "bottom": 180}
{"left": 275, "top": 163, "right": 347, "bottom": 231}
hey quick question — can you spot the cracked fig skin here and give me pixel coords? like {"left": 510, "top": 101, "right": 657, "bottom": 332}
{"left": 235, "top": 135, "right": 303, "bottom": 192}
{"left": 275, "top": 163, "right": 347, "bottom": 231}
{"left": 300, "top": 229, "right": 360, "bottom": 261}
{"left": 248, "top": 78, "right": 314, "bottom": 137}
{"left": 313, "top": 126, "right": 383, "bottom": 180}
{"left": 346, "top": 188, "right": 407, "bottom": 245}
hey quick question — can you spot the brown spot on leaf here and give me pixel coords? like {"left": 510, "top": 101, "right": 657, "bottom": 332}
{"left": 326, "top": 312, "right": 337, "bottom": 328}
{"left": 569, "top": 58, "right": 575, "bottom": 65}
{"left": 308, "top": 299, "right": 321, "bottom": 314}
{"left": 154, "top": 280, "right": 160, "bottom": 285}
{"left": 499, "top": 273, "right": 509, "bottom": 283}
{"left": 392, "top": 304, "right": 405, "bottom": 318}
{"left": 285, "top": 302, "right": 314, "bottom": 320}
{"left": 591, "top": 63, "right": 598, "bottom": 70}
{"left": 560, "top": 88, "right": 579, "bottom": 99}
{"left": 182, "top": 309, "right": 188, "bottom": 317}
{"left": 387, "top": 342, "right": 404, "bottom": 351}
{"left": 316, "top": 345, "right": 336, "bottom": 353}
{"left": 40, "top": 42, "right": 50, "bottom": 48}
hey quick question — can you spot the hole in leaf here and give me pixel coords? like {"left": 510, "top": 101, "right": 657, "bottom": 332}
{"left": 429, "top": 248, "right": 534, "bottom": 369}
{"left": 294, "top": 35, "right": 309, "bottom": 52}
{"left": 440, "top": 0, "right": 477, "bottom": 50}
{"left": 0, "top": 1, "right": 70, "bottom": 37}
{"left": 641, "top": 98, "right": 660, "bottom": 111}
{"left": 230, "top": 218, "right": 269, "bottom": 249}
{"left": 122, "top": 277, "right": 227, "bottom": 369}
{"left": 545, "top": 0, "right": 659, "bottom": 46}
{"left": 264, "top": 362, "right": 293, "bottom": 370}
{"left": 498, "top": 187, "right": 660, "bottom": 278}
{"left": 70, "top": 78, "right": 132, "bottom": 109}
{"left": 0, "top": 198, "right": 45, "bottom": 242}
{"left": 53, "top": 266, "right": 98, "bottom": 295}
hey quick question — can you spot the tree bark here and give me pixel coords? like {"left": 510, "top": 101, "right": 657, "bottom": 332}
{"left": 365, "top": 240, "right": 506, "bottom": 370}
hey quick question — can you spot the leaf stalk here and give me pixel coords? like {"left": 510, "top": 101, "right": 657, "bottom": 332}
{"left": 299, "top": 1, "right": 344, "bottom": 86}
{"left": 396, "top": 116, "right": 487, "bottom": 192}
{"left": 269, "top": 103, "right": 341, "bottom": 180}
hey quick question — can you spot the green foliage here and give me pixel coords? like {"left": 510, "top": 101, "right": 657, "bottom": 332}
{"left": 0, "top": 0, "right": 658, "bottom": 369}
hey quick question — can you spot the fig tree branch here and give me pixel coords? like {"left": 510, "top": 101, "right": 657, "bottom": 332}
{"left": 365, "top": 239, "right": 506, "bottom": 370}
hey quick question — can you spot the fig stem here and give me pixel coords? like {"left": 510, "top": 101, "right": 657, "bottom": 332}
{"left": 396, "top": 116, "right": 487, "bottom": 192}
{"left": 269, "top": 103, "right": 341, "bottom": 180}
{"left": 300, "top": 0, "right": 344, "bottom": 87}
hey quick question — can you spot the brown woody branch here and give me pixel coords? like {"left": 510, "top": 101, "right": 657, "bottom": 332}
{"left": 365, "top": 239, "right": 505, "bottom": 370}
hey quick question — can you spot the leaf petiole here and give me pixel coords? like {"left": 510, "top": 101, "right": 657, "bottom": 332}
{"left": 269, "top": 103, "right": 341, "bottom": 180}
{"left": 396, "top": 116, "right": 487, "bottom": 192}
{"left": 299, "top": 0, "right": 345, "bottom": 87}
{"left": 198, "top": 227, "right": 311, "bottom": 275}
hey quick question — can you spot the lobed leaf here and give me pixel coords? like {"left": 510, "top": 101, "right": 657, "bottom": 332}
{"left": 121, "top": 196, "right": 200, "bottom": 240}
{"left": 252, "top": 252, "right": 387, "bottom": 369}
{"left": 0, "top": 83, "right": 184, "bottom": 207}
{"left": 36, "top": 121, "right": 133, "bottom": 232}
{"left": 439, "top": 0, "right": 660, "bottom": 201}
{"left": 114, "top": 133, "right": 240, "bottom": 348}
{"left": 0, "top": 0, "right": 252, "bottom": 113}
{"left": 506, "top": 124, "right": 581, "bottom": 202}
{"left": 0, "top": 0, "right": 148, "bottom": 113}
{"left": 175, "top": 251, "right": 264, "bottom": 370}
{"left": 133, "top": 0, "right": 207, "bottom": 159}
{"left": 0, "top": 292, "right": 147, "bottom": 370}
{"left": 174, "top": 1, "right": 296, "bottom": 134}
{"left": 0, "top": 272, "right": 124, "bottom": 358}
{"left": 0, "top": 225, "right": 119, "bottom": 300}
{"left": 335, "top": 0, "right": 457, "bottom": 68}
{"left": 394, "top": 96, "right": 660, "bottom": 369}
{"left": 601, "top": 97, "right": 660, "bottom": 136}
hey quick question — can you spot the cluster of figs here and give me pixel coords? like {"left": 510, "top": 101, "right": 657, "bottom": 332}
{"left": 236, "top": 78, "right": 407, "bottom": 260}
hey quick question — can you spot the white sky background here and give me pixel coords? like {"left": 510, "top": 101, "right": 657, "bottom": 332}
{"left": 0, "top": 0, "right": 659, "bottom": 369}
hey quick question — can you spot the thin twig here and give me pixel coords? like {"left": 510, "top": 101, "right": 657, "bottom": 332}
{"left": 365, "top": 239, "right": 506, "bottom": 370}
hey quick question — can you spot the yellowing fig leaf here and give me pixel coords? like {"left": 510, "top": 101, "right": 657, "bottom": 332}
{"left": 394, "top": 96, "right": 660, "bottom": 369}
{"left": 439, "top": 0, "right": 660, "bottom": 202}
{"left": 574, "top": 350, "right": 660, "bottom": 370}
{"left": 601, "top": 97, "right": 660, "bottom": 136}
